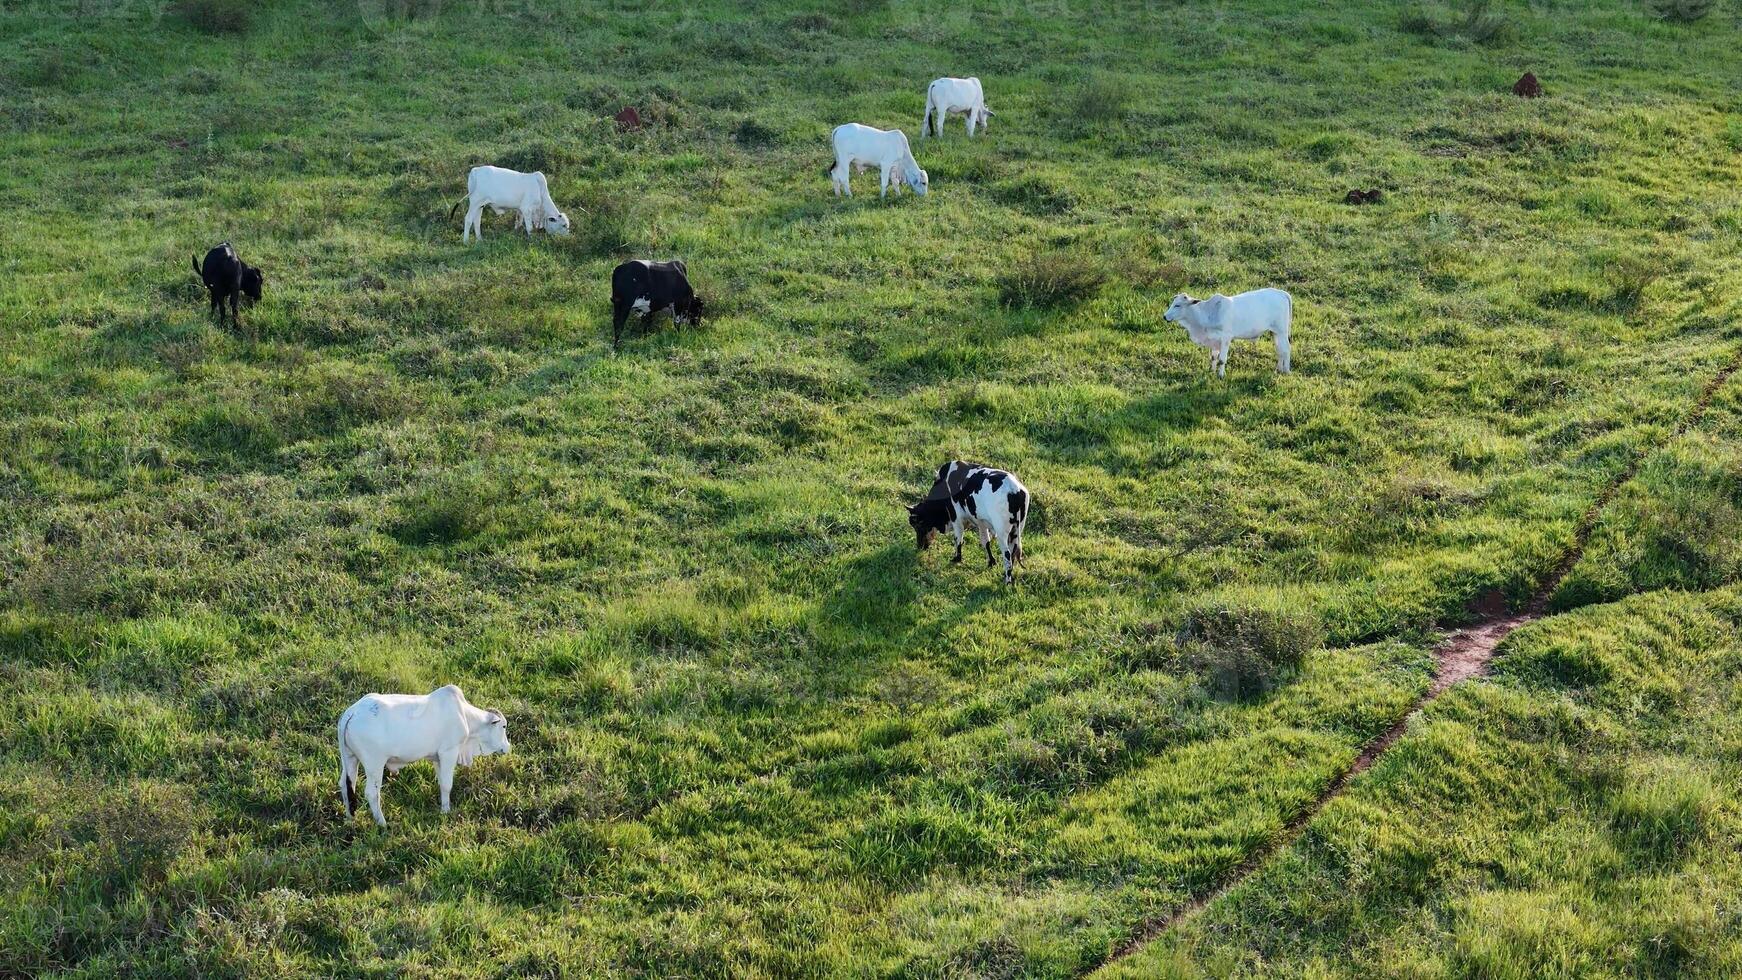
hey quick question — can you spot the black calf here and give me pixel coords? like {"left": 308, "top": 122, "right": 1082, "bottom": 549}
{"left": 610, "top": 259, "right": 704, "bottom": 348}
{"left": 192, "top": 242, "right": 264, "bottom": 326}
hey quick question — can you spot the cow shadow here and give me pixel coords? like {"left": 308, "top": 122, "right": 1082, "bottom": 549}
{"left": 1020, "top": 380, "right": 1252, "bottom": 475}
{"left": 816, "top": 541, "right": 925, "bottom": 651}
{"left": 813, "top": 538, "right": 1009, "bottom": 685}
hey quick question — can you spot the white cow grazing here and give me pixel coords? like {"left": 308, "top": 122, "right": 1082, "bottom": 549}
{"left": 1164, "top": 288, "right": 1293, "bottom": 378}
{"left": 451, "top": 165, "right": 572, "bottom": 243}
{"left": 922, "top": 77, "right": 991, "bottom": 138}
{"left": 828, "top": 124, "right": 929, "bottom": 198}
{"left": 337, "top": 684, "right": 511, "bottom": 827}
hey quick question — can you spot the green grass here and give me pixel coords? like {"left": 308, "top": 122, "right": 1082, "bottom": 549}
{"left": 1102, "top": 586, "right": 1742, "bottom": 979}
{"left": 1, "top": 0, "right": 1740, "bottom": 974}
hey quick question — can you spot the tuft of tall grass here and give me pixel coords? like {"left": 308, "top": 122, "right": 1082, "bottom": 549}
{"left": 1649, "top": 0, "right": 1715, "bottom": 20}
{"left": 171, "top": 0, "right": 250, "bottom": 34}
{"left": 996, "top": 252, "right": 1105, "bottom": 309}
{"left": 1068, "top": 74, "right": 1134, "bottom": 128}
{"left": 1401, "top": 0, "right": 1510, "bottom": 44}
{"left": 1175, "top": 601, "right": 1323, "bottom": 701}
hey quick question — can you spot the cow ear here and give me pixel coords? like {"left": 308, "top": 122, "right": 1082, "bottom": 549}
{"left": 485, "top": 710, "right": 504, "bottom": 724}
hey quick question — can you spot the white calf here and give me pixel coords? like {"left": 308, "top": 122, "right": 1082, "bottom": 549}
{"left": 451, "top": 165, "right": 572, "bottom": 243}
{"left": 1164, "top": 288, "right": 1293, "bottom": 378}
{"left": 828, "top": 123, "right": 929, "bottom": 199}
{"left": 922, "top": 77, "right": 991, "bottom": 138}
{"left": 337, "top": 684, "right": 511, "bottom": 827}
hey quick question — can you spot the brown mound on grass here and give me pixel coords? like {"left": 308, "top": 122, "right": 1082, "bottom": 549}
{"left": 1513, "top": 72, "right": 1542, "bottom": 98}
{"left": 1343, "top": 189, "right": 1384, "bottom": 205}
{"left": 614, "top": 106, "right": 642, "bottom": 131}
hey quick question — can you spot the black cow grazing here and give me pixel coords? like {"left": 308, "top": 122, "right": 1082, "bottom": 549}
{"left": 192, "top": 242, "right": 264, "bottom": 326}
{"left": 610, "top": 259, "right": 704, "bottom": 348}
{"left": 907, "top": 461, "right": 1032, "bottom": 585}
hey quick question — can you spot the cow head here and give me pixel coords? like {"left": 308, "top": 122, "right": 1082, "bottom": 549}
{"left": 476, "top": 709, "right": 511, "bottom": 757}
{"left": 1164, "top": 293, "right": 1204, "bottom": 325}
{"left": 241, "top": 266, "right": 264, "bottom": 303}
{"left": 679, "top": 295, "right": 705, "bottom": 326}
{"left": 911, "top": 166, "right": 930, "bottom": 196}
{"left": 907, "top": 497, "right": 952, "bottom": 550}
{"left": 978, "top": 105, "right": 994, "bottom": 129}
{"left": 545, "top": 211, "right": 572, "bottom": 236}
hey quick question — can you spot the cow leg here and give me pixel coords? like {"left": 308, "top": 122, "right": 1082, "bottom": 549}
{"left": 979, "top": 525, "right": 995, "bottom": 567}
{"left": 436, "top": 750, "right": 457, "bottom": 814}
{"left": 465, "top": 205, "right": 483, "bottom": 242}
{"left": 1274, "top": 329, "right": 1291, "bottom": 373}
{"left": 229, "top": 291, "right": 241, "bottom": 326}
{"left": 880, "top": 166, "right": 890, "bottom": 199}
{"left": 612, "top": 302, "right": 630, "bottom": 348}
{"left": 364, "top": 759, "right": 388, "bottom": 827}
{"left": 1003, "top": 531, "right": 1017, "bottom": 584}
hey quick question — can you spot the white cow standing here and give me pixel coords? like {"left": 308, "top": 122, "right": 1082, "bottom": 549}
{"left": 337, "top": 684, "right": 511, "bottom": 827}
{"left": 1164, "top": 288, "right": 1294, "bottom": 378}
{"left": 828, "top": 124, "right": 929, "bottom": 198}
{"left": 451, "top": 165, "right": 572, "bottom": 243}
{"left": 922, "top": 77, "right": 991, "bottom": 138}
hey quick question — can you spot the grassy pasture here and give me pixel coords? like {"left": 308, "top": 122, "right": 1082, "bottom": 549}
{"left": 1, "top": 0, "right": 1740, "bottom": 974}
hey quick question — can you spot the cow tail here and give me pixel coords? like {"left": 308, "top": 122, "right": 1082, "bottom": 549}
{"left": 337, "top": 709, "right": 357, "bottom": 817}
{"left": 191, "top": 254, "right": 201, "bottom": 276}
{"left": 448, "top": 195, "right": 467, "bottom": 222}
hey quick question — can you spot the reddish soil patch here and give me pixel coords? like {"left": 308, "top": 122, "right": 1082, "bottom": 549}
{"left": 614, "top": 106, "right": 642, "bottom": 131}
{"left": 1513, "top": 72, "right": 1542, "bottom": 98}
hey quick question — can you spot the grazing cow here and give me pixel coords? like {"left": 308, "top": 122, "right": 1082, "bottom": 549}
{"left": 907, "top": 461, "right": 1031, "bottom": 585}
{"left": 336, "top": 684, "right": 511, "bottom": 828}
{"left": 827, "top": 123, "right": 929, "bottom": 199}
{"left": 922, "top": 77, "right": 992, "bottom": 138}
{"left": 610, "top": 259, "right": 704, "bottom": 348}
{"left": 449, "top": 165, "right": 572, "bottom": 242}
{"left": 191, "top": 242, "right": 263, "bottom": 326}
{"left": 1164, "top": 288, "right": 1293, "bottom": 378}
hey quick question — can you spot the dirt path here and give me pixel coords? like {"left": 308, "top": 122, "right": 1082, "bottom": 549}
{"left": 1093, "top": 352, "right": 1742, "bottom": 973}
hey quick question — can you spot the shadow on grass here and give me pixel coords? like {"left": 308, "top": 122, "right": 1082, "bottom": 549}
{"left": 814, "top": 540, "right": 1008, "bottom": 671}
{"left": 1021, "top": 382, "right": 1244, "bottom": 469}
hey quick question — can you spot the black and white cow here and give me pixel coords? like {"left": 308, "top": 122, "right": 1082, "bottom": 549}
{"left": 191, "top": 241, "right": 264, "bottom": 326}
{"left": 610, "top": 259, "right": 704, "bottom": 348}
{"left": 907, "top": 461, "right": 1031, "bottom": 584}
